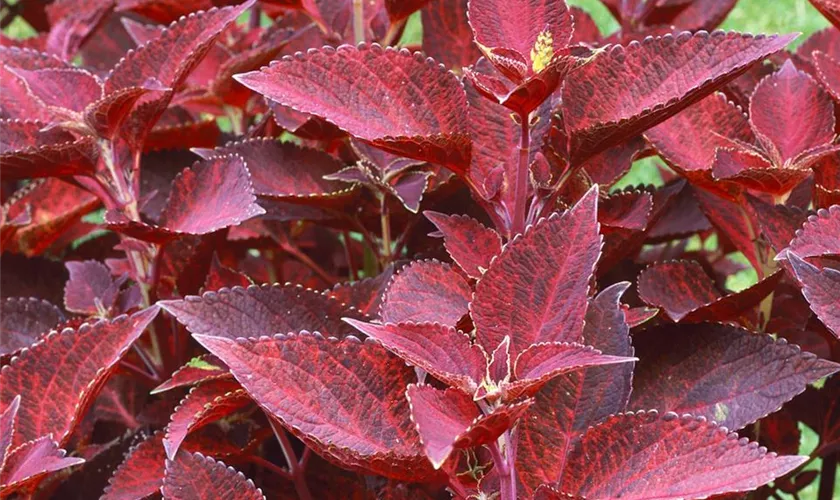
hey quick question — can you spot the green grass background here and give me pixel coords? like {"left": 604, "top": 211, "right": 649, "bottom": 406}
{"left": 3, "top": 1, "right": 834, "bottom": 498}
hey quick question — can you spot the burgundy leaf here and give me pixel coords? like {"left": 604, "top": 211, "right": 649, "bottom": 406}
{"left": 425, "top": 211, "right": 503, "bottom": 279}
{"left": 194, "top": 333, "right": 432, "bottom": 480}
{"left": 380, "top": 260, "right": 471, "bottom": 325}
{"left": 422, "top": 0, "right": 481, "bottom": 71}
{"left": 749, "top": 61, "right": 835, "bottom": 165}
{"left": 600, "top": 190, "right": 653, "bottom": 231}
{"left": 809, "top": 0, "right": 840, "bottom": 30}
{"left": 582, "top": 136, "right": 647, "bottom": 186}
{"left": 748, "top": 195, "right": 811, "bottom": 253}
{"left": 163, "top": 380, "right": 250, "bottom": 460}
{"left": 556, "top": 411, "right": 807, "bottom": 499}
{"left": 162, "top": 451, "right": 264, "bottom": 500}
{"left": 327, "top": 265, "right": 395, "bottom": 315}
{"left": 151, "top": 354, "right": 232, "bottom": 394}
{"left": 814, "top": 51, "right": 840, "bottom": 101}
{"left": 630, "top": 323, "right": 840, "bottom": 430}
{"left": 0, "top": 298, "right": 65, "bottom": 357}
{"left": 0, "top": 436, "right": 84, "bottom": 495}
{"left": 44, "top": 0, "right": 112, "bottom": 60}
{"left": 0, "top": 307, "right": 159, "bottom": 446}
{"left": 0, "top": 396, "right": 20, "bottom": 474}
{"left": 204, "top": 253, "right": 252, "bottom": 291}
{"left": 787, "top": 253, "right": 840, "bottom": 338}
{"left": 389, "top": 171, "right": 432, "bottom": 213}
{"left": 693, "top": 187, "right": 762, "bottom": 272}
{"left": 343, "top": 319, "right": 486, "bottom": 394}
{"left": 638, "top": 260, "right": 720, "bottom": 321}
{"left": 0, "top": 119, "right": 99, "bottom": 180}
{"left": 471, "top": 185, "right": 601, "bottom": 355}
{"left": 786, "top": 205, "right": 840, "bottom": 259}
{"left": 8, "top": 67, "right": 102, "bottom": 114}
{"left": 101, "top": 432, "right": 166, "bottom": 500}
{"left": 234, "top": 44, "right": 471, "bottom": 174}
{"left": 405, "top": 385, "right": 532, "bottom": 468}
{"left": 563, "top": 31, "right": 796, "bottom": 162}
{"left": 159, "top": 283, "right": 368, "bottom": 340}
{"left": 64, "top": 260, "right": 120, "bottom": 315}
{"left": 511, "top": 342, "right": 635, "bottom": 392}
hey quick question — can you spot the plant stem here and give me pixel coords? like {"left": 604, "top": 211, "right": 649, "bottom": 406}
{"left": 341, "top": 230, "right": 358, "bottom": 281}
{"left": 380, "top": 197, "right": 392, "bottom": 262}
{"left": 131, "top": 344, "right": 161, "bottom": 381}
{"left": 269, "top": 416, "right": 314, "bottom": 500}
{"left": 818, "top": 453, "right": 837, "bottom": 500}
{"left": 244, "top": 455, "right": 292, "bottom": 481}
{"left": 353, "top": 0, "right": 364, "bottom": 44}
{"left": 489, "top": 437, "right": 516, "bottom": 500}
{"left": 511, "top": 112, "right": 531, "bottom": 236}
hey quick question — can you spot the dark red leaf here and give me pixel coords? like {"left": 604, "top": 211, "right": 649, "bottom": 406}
{"left": 425, "top": 211, "right": 503, "bottom": 279}
{"left": 63, "top": 260, "right": 120, "bottom": 316}
{"left": 163, "top": 451, "right": 264, "bottom": 500}
{"left": 145, "top": 119, "right": 221, "bottom": 152}
{"left": 234, "top": 44, "right": 471, "bottom": 174}
{"left": 0, "top": 298, "right": 65, "bottom": 357}
{"left": 151, "top": 354, "right": 232, "bottom": 394}
{"left": 693, "top": 187, "right": 762, "bottom": 273}
{"left": 582, "top": 135, "right": 647, "bottom": 186}
{"left": 556, "top": 411, "right": 807, "bottom": 499}
{"left": 809, "top": 0, "right": 840, "bottom": 30}
{"left": 0, "top": 47, "right": 68, "bottom": 121}
{"left": 405, "top": 385, "right": 532, "bottom": 468}
{"left": 787, "top": 252, "right": 840, "bottom": 338}
{"left": 8, "top": 67, "right": 102, "bottom": 114}
{"left": 44, "top": 0, "right": 112, "bottom": 60}
{"left": 422, "top": 0, "right": 481, "bottom": 71}
{"left": 384, "top": 0, "right": 430, "bottom": 22}
{"left": 0, "top": 120, "right": 98, "bottom": 180}
{"left": 630, "top": 323, "right": 840, "bottom": 430}
{"left": 748, "top": 194, "right": 811, "bottom": 253}
{"left": 204, "top": 253, "right": 252, "bottom": 291}
{"left": 814, "top": 51, "right": 840, "bottom": 101}
{"left": 0, "top": 307, "right": 159, "bottom": 447}
{"left": 638, "top": 260, "right": 720, "bottom": 321}
{"left": 343, "top": 319, "right": 486, "bottom": 394}
{"left": 0, "top": 436, "right": 84, "bottom": 495}
{"left": 160, "top": 283, "right": 368, "bottom": 340}
{"left": 786, "top": 205, "right": 840, "bottom": 259}
{"left": 0, "top": 396, "right": 20, "bottom": 474}
{"left": 564, "top": 31, "right": 796, "bottom": 162}
{"left": 115, "top": 0, "right": 214, "bottom": 24}
{"left": 380, "top": 260, "right": 471, "bottom": 325}
{"left": 194, "top": 333, "right": 432, "bottom": 480}
{"left": 600, "top": 190, "right": 653, "bottom": 231}
{"left": 101, "top": 432, "right": 166, "bottom": 500}
{"left": 471, "top": 185, "right": 601, "bottom": 355}
{"left": 512, "top": 342, "right": 635, "bottom": 392}
{"left": 163, "top": 380, "right": 250, "bottom": 460}
{"left": 327, "top": 265, "right": 395, "bottom": 315}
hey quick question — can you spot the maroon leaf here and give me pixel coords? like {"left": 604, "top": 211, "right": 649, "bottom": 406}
{"left": 563, "top": 31, "right": 796, "bottom": 162}
{"left": 0, "top": 396, "right": 20, "bottom": 474}
{"left": 327, "top": 265, "right": 395, "bottom": 315}
{"left": 471, "top": 185, "right": 601, "bottom": 355}
{"left": 101, "top": 432, "right": 166, "bottom": 500}
{"left": 0, "top": 119, "right": 99, "bottom": 180}
{"left": 630, "top": 323, "right": 840, "bottom": 430}
{"left": 814, "top": 51, "right": 840, "bottom": 101}
{"left": 8, "top": 67, "right": 103, "bottom": 114}
{"left": 159, "top": 283, "right": 368, "bottom": 340}
{"left": 425, "top": 211, "right": 503, "bottom": 279}
{"left": 0, "top": 436, "right": 84, "bottom": 495}
{"left": 809, "top": 0, "right": 840, "bottom": 30}
{"left": 204, "top": 253, "right": 252, "bottom": 291}
{"left": 0, "top": 307, "right": 159, "bottom": 447}
{"left": 234, "top": 44, "right": 471, "bottom": 174}
{"left": 194, "top": 333, "right": 432, "bottom": 480}
{"left": 749, "top": 61, "right": 835, "bottom": 165}
{"left": 748, "top": 195, "right": 811, "bottom": 254}
{"left": 405, "top": 385, "right": 532, "bottom": 468}
{"left": 163, "top": 380, "right": 250, "bottom": 460}
{"left": 151, "top": 354, "right": 232, "bottom": 394}
{"left": 556, "top": 411, "right": 808, "bottom": 499}
{"left": 343, "top": 319, "right": 486, "bottom": 394}
{"left": 0, "top": 298, "right": 65, "bottom": 357}
{"left": 421, "top": 0, "right": 481, "bottom": 71}
{"left": 64, "top": 260, "right": 120, "bottom": 316}
{"left": 638, "top": 260, "right": 720, "bottom": 321}
{"left": 511, "top": 342, "right": 635, "bottom": 393}
{"left": 787, "top": 253, "right": 840, "bottom": 338}
{"left": 380, "top": 260, "right": 471, "bottom": 325}
{"left": 693, "top": 187, "right": 762, "bottom": 273}
{"left": 600, "top": 190, "right": 653, "bottom": 231}
{"left": 786, "top": 205, "right": 840, "bottom": 259}
{"left": 162, "top": 451, "right": 263, "bottom": 500}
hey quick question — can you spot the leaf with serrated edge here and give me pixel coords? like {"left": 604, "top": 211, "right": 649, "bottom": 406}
{"left": 814, "top": 51, "right": 840, "bottom": 101}
{"left": 422, "top": 0, "right": 481, "bottom": 71}
{"left": 193, "top": 333, "right": 431, "bottom": 480}
{"left": 784, "top": 205, "right": 840, "bottom": 259}
{"left": 425, "top": 211, "right": 503, "bottom": 279}
{"left": 638, "top": 260, "right": 721, "bottom": 321}
{"left": 233, "top": 44, "right": 471, "bottom": 174}
{"left": 630, "top": 323, "right": 840, "bottom": 430}
{"left": 151, "top": 354, "right": 230, "bottom": 395}
{"left": 159, "top": 283, "right": 368, "bottom": 340}
{"left": 64, "top": 260, "right": 119, "bottom": 315}
{"left": 809, "top": 0, "right": 840, "bottom": 31}
{"left": 1, "top": 298, "right": 65, "bottom": 357}
{"left": 471, "top": 185, "right": 601, "bottom": 355}
{"left": 380, "top": 260, "right": 471, "bottom": 326}
{"left": 0, "top": 396, "right": 20, "bottom": 475}
{"left": 557, "top": 411, "right": 808, "bottom": 499}
{"left": 101, "top": 432, "right": 166, "bottom": 500}
{"left": 162, "top": 451, "right": 264, "bottom": 500}
{"left": 0, "top": 307, "right": 159, "bottom": 447}
{"left": 0, "top": 436, "right": 84, "bottom": 495}
{"left": 787, "top": 253, "right": 840, "bottom": 338}
{"left": 564, "top": 31, "right": 797, "bottom": 163}
{"left": 406, "top": 385, "right": 532, "bottom": 468}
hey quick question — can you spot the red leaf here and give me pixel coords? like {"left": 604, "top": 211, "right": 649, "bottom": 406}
{"left": 115, "top": 0, "right": 215, "bottom": 24}
{"left": 0, "top": 307, "right": 159, "bottom": 447}
{"left": 145, "top": 119, "right": 221, "bottom": 152}
{"left": 8, "top": 67, "right": 102, "bottom": 114}
{"left": 564, "top": 31, "right": 796, "bottom": 162}
{"left": 631, "top": 323, "right": 840, "bottom": 430}
{"left": 815, "top": 51, "right": 840, "bottom": 101}
{"left": 638, "top": 260, "right": 720, "bottom": 321}
{"left": 421, "top": 0, "right": 481, "bottom": 71}
{"left": 152, "top": 354, "right": 231, "bottom": 395}
{"left": 194, "top": 333, "right": 432, "bottom": 480}
{"left": 0, "top": 396, "right": 20, "bottom": 474}
{"left": 809, "top": 0, "right": 840, "bottom": 30}
{"left": 343, "top": 319, "right": 486, "bottom": 394}
{"left": 0, "top": 298, "right": 65, "bottom": 357}
{"left": 234, "top": 44, "right": 471, "bottom": 174}
{"left": 101, "top": 432, "right": 166, "bottom": 500}
{"left": 0, "top": 47, "right": 68, "bottom": 121}
{"left": 162, "top": 451, "right": 263, "bottom": 500}
{"left": 786, "top": 205, "right": 840, "bottom": 259}
{"left": 384, "top": 0, "right": 430, "bottom": 22}
{"left": 600, "top": 190, "right": 653, "bottom": 231}
{"left": 467, "top": 0, "right": 573, "bottom": 69}
{"left": 693, "top": 187, "right": 762, "bottom": 273}
{"left": 64, "top": 260, "right": 120, "bottom": 316}
{"left": 425, "top": 211, "right": 503, "bottom": 279}
{"left": 405, "top": 385, "right": 532, "bottom": 468}
{"left": 160, "top": 283, "right": 368, "bottom": 340}
{"left": 749, "top": 61, "right": 835, "bottom": 165}
{"left": 557, "top": 411, "right": 808, "bottom": 499}
{"left": 712, "top": 147, "right": 810, "bottom": 196}
{"left": 787, "top": 253, "right": 840, "bottom": 338}
{"left": 380, "top": 260, "right": 471, "bottom": 325}
{"left": 328, "top": 265, "right": 395, "bottom": 315}
{"left": 204, "top": 253, "right": 252, "bottom": 291}
{"left": 0, "top": 436, "right": 84, "bottom": 495}
{"left": 163, "top": 380, "right": 250, "bottom": 460}
{"left": 471, "top": 185, "right": 601, "bottom": 355}
{"left": 0, "top": 120, "right": 98, "bottom": 180}
{"left": 748, "top": 195, "right": 811, "bottom": 254}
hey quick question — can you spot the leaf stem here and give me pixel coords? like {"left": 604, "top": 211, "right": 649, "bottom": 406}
{"left": 353, "top": 0, "right": 364, "bottom": 44}
{"left": 380, "top": 196, "right": 392, "bottom": 262}
{"left": 512, "top": 112, "right": 531, "bottom": 236}
{"left": 342, "top": 230, "right": 359, "bottom": 281}
{"left": 269, "top": 416, "right": 314, "bottom": 500}
{"left": 488, "top": 436, "right": 517, "bottom": 500}
{"left": 818, "top": 453, "right": 837, "bottom": 500}
{"left": 131, "top": 343, "right": 161, "bottom": 382}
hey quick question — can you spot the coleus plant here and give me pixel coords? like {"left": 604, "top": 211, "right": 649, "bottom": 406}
{"left": 1, "top": 0, "right": 840, "bottom": 498}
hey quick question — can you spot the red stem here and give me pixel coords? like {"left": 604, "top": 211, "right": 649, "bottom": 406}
{"left": 268, "top": 416, "right": 313, "bottom": 500}
{"left": 489, "top": 437, "right": 516, "bottom": 500}
{"left": 511, "top": 112, "right": 531, "bottom": 236}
